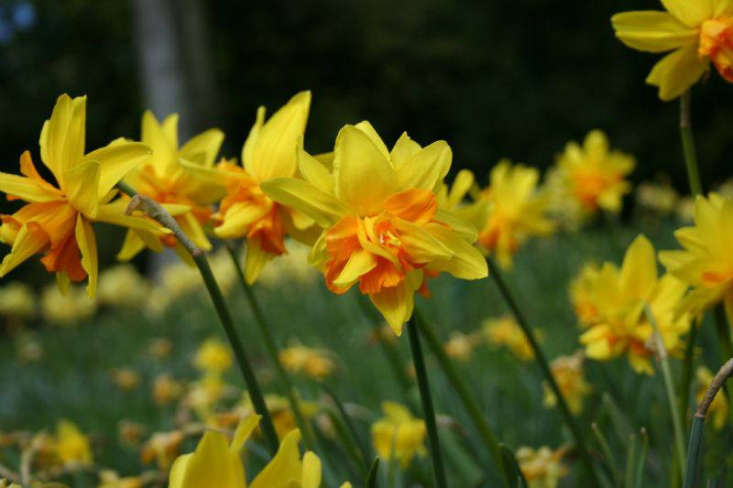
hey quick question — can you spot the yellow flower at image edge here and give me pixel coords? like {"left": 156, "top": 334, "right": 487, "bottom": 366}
{"left": 0, "top": 94, "right": 163, "bottom": 296}
{"left": 660, "top": 193, "right": 733, "bottom": 323}
{"left": 516, "top": 446, "right": 569, "bottom": 488}
{"left": 371, "top": 401, "right": 426, "bottom": 468}
{"left": 55, "top": 419, "right": 93, "bottom": 466}
{"left": 262, "top": 121, "right": 487, "bottom": 334}
{"left": 194, "top": 337, "right": 233, "bottom": 373}
{"left": 214, "top": 91, "right": 317, "bottom": 284}
{"left": 612, "top": 0, "right": 733, "bottom": 100}
{"left": 170, "top": 415, "right": 351, "bottom": 488}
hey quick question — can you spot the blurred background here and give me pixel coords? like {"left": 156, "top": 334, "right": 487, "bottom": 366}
{"left": 0, "top": 0, "right": 731, "bottom": 277}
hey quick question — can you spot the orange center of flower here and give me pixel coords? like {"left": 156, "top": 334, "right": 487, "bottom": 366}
{"left": 699, "top": 16, "right": 733, "bottom": 82}
{"left": 477, "top": 213, "right": 519, "bottom": 253}
{"left": 324, "top": 188, "right": 438, "bottom": 296}
{"left": 571, "top": 168, "right": 619, "bottom": 210}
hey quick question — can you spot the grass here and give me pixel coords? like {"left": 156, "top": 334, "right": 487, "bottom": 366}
{"left": 0, "top": 215, "right": 730, "bottom": 487}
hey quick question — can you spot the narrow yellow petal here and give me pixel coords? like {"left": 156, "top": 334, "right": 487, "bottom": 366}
{"left": 353, "top": 121, "right": 391, "bottom": 161}
{"left": 214, "top": 202, "right": 270, "bottom": 239}
{"left": 179, "top": 128, "right": 225, "bottom": 167}
{"left": 142, "top": 111, "right": 178, "bottom": 177}
{"left": 0, "top": 222, "right": 48, "bottom": 277}
{"left": 87, "top": 140, "right": 152, "bottom": 197}
{"left": 250, "top": 430, "right": 303, "bottom": 488}
{"left": 169, "top": 430, "right": 245, "bottom": 488}
{"left": 230, "top": 414, "right": 261, "bottom": 452}
{"left": 646, "top": 45, "right": 709, "bottom": 101}
{"left": 75, "top": 215, "right": 98, "bottom": 297}
{"left": 333, "top": 125, "right": 398, "bottom": 216}
{"left": 161, "top": 114, "right": 179, "bottom": 149}
{"left": 261, "top": 178, "right": 346, "bottom": 227}
{"left": 117, "top": 230, "right": 147, "bottom": 261}
{"left": 390, "top": 132, "right": 422, "bottom": 167}
{"left": 242, "top": 106, "right": 265, "bottom": 175}
{"left": 424, "top": 223, "right": 488, "bottom": 279}
{"left": 396, "top": 140, "right": 452, "bottom": 192}
{"left": 244, "top": 237, "right": 273, "bottom": 284}
{"left": 178, "top": 213, "right": 211, "bottom": 251}
{"left": 96, "top": 201, "right": 168, "bottom": 234}
{"left": 446, "top": 169, "right": 475, "bottom": 208}
{"left": 298, "top": 143, "right": 334, "bottom": 193}
{"left": 0, "top": 172, "right": 59, "bottom": 203}
{"left": 333, "top": 249, "right": 377, "bottom": 286}
{"left": 64, "top": 160, "right": 100, "bottom": 218}
{"left": 611, "top": 11, "right": 698, "bottom": 53}
{"left": 620, "top": 234, "right": 657, "bottom": 300}
{"left": 302, "top": 452, "right": 322, "bottom": 488}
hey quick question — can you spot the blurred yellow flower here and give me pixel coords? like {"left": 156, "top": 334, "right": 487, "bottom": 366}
{"left": 158, "top": 260, "right": 201, "bottom": 300}
{"left": 547, "top": 130, "right": 634, "bottom": 226}
{"left": 97, "top": 265, "right": 150, "bottom": 308}
{"left": 473, "top": 160, "right": 554, "bottom": 268}
{"left": 579, "top": 235, "right": 691, "bottom": 374}
{"left": 371, "top": 401, "right": 426, "bottom": 468}
{"left": 659, "top": 194, "right": 733, "bottom": 324}
{"left": 696, "top": 366, "right": 728, "bottom": 430}
{"left": 0, "top": 94, "right": 161, "bottom": 296}
{"left": 240, "top": 394, "right": 319, "bottom": 440}
{"left": 569, "top": 263, "right": 603, "bottom": 328}
{"left": 214, "top": 92, "right": 317, "bottom": 284}
{"left": 612, "top": 0, "right": 733, "bottom": 100}
{"left": 55, "top": 419, "right": 93, "bottom": 467}
{"left": 118, "top": 420, "right": 146, "bottom": 447}
{"left": 262, "top": 122, "right": 487, "bottom": 333}
{"left": 141, "top": 430, "right": 185, "bottom": 470}
{"left": 443, "top": 331, "right": 479, "bottom": 361}
{"left": 516, "top": 446, "right": 569, "bottom": 488}
{"left": 0, "top": 282, "right": 35, "bottom": 318}
{"left": 483, "top": 316, "right": 537, "bottom": 361}
{"left": 41, "top": 283, "right": 97, "bottom": 325}
{"left": 194, "top": 338, "right": 233, "bottom": 373}
{"left": 152, "top": 374, "right": 184, "bottom": 406}
{"left": 543, "top": 352, "right": 592, "bottom": 415}
{"left": 118, "top": 110, "right": 225, "bottom": 262}
{"left": 279, "top": 344, "right": 336, "bottom": 380}
{"left": 636, "top": 181, "right": 679, "bottom": 214}
{"left": 112, "top": 368, "right": 141, "bottom": 391}
{"left": 186, "top": 373, "right": 228, "bottom": 421}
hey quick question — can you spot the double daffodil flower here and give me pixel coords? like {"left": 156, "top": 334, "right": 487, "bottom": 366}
{"left": 0, "top": 94, "right": 163, "bottom": 296}
{"left": 261, "top": 122, "right": 487, "bottom": 333}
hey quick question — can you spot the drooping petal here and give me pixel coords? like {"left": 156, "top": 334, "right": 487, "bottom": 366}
{"left": 250, "top": 430, "right": 303, "bottom": 488}
{"left": 646, "top": 45, "right": 709, "bottom": 101}
{"left": 75, "top": 215, "right": 98, "bottom": 297}
{"left": 245, "top": 91, "right": 311, "bottom": 181}
{"left": 0, "top": 222, "right": 48, "bottom": 277}
{"left": 333, "top": 125, "right": 398, "bottom": 216}
{"left": 244, "top": 236, "right": 274, "bottom": 284}
{"left": 396, "top": 140, "right": 452, "bottom": 192}
{"left": 261, "top": 178, "right": 347, "bottom": 227}
{"left": 612, "top": 11, "right": 698, "bottom": 53}
{"left": 87, "top": 140, "right": 152, "bottom": 197}
{"left": 64, "top": 160, "right": 100, "bottom": 218}
{"left": 179, "top": 128, "right": 225, "bottom": 167}
{"left": 370, "top": 280, "right": 416, "bottom": 335}
{"left": 620, "top": 235, "right": 657, "bottom": 301}
{"left": 661, "top": 0, "right": 714, "bottom": 27}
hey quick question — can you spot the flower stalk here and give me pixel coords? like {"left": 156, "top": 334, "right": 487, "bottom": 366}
{"left": 406, "top": 315, "right": 448, "bottom": 488}
{"left": 486, "top": 256, "right": 600, "bottom": 485}
{"left": 679, "top": 91, "right": 702, "bottom": 197}
{"left": 121, "top": 189, "right": 279, "bottom": 455}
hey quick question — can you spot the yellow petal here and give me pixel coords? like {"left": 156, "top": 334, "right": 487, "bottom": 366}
{"left": 298, "top": 142, "right": 334, "bottom": 193}
{"left": 333, "top": 125, "right": 398, "bottom": 216}
{"left": 646, "top": 45, "right": 709, "bottom": 101}
{"left": 612, "top": 11, "right": 698, "bottom": 53}
{"left": 261, "top": 178, "right": 346, "bottom": 227}
{"left": 169, "top": 430, "right": 245, "bottom": 488}
{"left": 244, "top": 237, "right": 273, "bottom": 284}
{"left": 142, "top": 111, "right": 178, "bottom": 177}
{"left": 87, "top": 140, "right": 152, "bottom": 196}
{"left": 242, "top": 106, "right": 265, "bottom": 175}
{"left": 176, "top": 159, "right": 227, "bottom": 205}
{"left": 390, "top": 132, "right": 422, "bottom": 167}
{"left": 230, "top": 414, "right": 261, "bottom": 452}
{"left": 245, "top": 91, "right": 311, "bottom": 181}
{"left": 715, "top": 0, "right": 733, "bottom": 17}
{"left": 433, "top": 209, "right": 479, "bottom": 241}
{"left": 353, "top": 121, "right": 391, "bottom": 161}
{"left": 370, "top": 281, "right": 416, "bottom": 336}
{"left": 251, "top": 430, "right": 303, "bottom": 488}
{"left": 424, "top": 223, "right": 488, "bottom": 279}
{"left": 661, "top": 0, "right": 713, "bottom": 27}
{"left": 43, "top": 95, "right": 87, "bottom": 185}
{"left": 161, "top": 114, "right": 179, "bottom": 149}
{"left": 620, "top": 234, "right": 657, "bottom": 300}
{"left": 214, "top": 202, "right": 271, "bottom": 239}
{"left": 75, "top": 215, "right": 98, "bottom": 297}
{"left": 396, "top": 140, "right": 452, "bottom": 192}
{"left": 64, "top": 159, "right": 100, "bottom": 218}
{"left": 393, "top": 220, "right": 452, "bottom": 263}
{"left": 178, "top": 213, "right": 212, "bottom": 251}
{"left": 0, "top": 222, "right": 48, "bottom": 277}
{"left": 333, "top": 249, "right": 377, "bottom": 286}
{"left": 446, "top": 169, "right": 475, "bottom": 208}
{"left": 302, "top": 452, "right": 322, "bottom": 488}
{"left": 179, "top": 128, "right": 225, "bottom": 167}
{"left": 0, "top": 172, "right": 60, "bottom": 203}
{"left": 117, "top": 230, "right": 147, "bottom": 261}
{"left": 96, "top": 201, "right": 166, "bottom": 233}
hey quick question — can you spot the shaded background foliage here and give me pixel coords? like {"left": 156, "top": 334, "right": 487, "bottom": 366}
{"left": 0, "top": 0, "right": 731, "bottom": 277}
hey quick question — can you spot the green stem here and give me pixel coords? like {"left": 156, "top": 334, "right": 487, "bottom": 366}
{"left": 713, "top": 305, "right": 733, "bottom": 426}
{"left": 406, "top": 315, "right": 447, "bottom": 488}
{"left": 643, "top": 303, "right": 686, "bottom": 475}
{"left": 486, "top": 257, "right": 600, "bottom": 485}
{"left": 224, "top": 244, "right": 317, "bottom": 451}
{"left": 413, "top": 309, "right": 510, "bottom": 487}
{"left": 679, "top": 90, "right": 702, "bottom": 197}
{"left": 678, "top": 322, "right": 698, "bottom": 429}
{"left": 120, "top": 188, "right": 279, "bottom": 455}
{"left": 684, "top": 358, "right": 733, "bottom": 488}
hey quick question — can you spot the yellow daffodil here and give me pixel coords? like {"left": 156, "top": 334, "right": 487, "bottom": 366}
{"left": 170, "top": 416, "right": 350, "bottom": 488}
{"left": 695, "top": 366, "right": 728, "bottom": 430}
{"left": 612, "top": 0, "right": 733, "bottom": 100}
{"left": 119, "top": 111, "right": 225, "bottom": 261}
{"left": 371, "top": 401, "right": 426, "bottom": 468}
{"left": 279, "top": 344, "right": 336, "bottom": 379}
{"left": 214, "top": 91, "right": 318, "bottom": 284}
{"left": 569, "top": 263, "right": 603, "bottom": 328}
{"left": 194, "top": 337, "right": 233, "bottom": 373}
{"left": 0, "top": 281, "right": 35, "bottom": 319}
{"left": 55, "top": 419, "right": 93, "bottom": 467}
{"left": 543, "top": 351, "right": 591, "bottom": 415}
{"left": 483, "top": 316, "right": 538, "bottom": 361}
{"left": 0, "top": 94, "right": 161, "bottom": 296}
{"left": 239, "top": 394, "right": 319, "bottom": 440}
{"left": 443, "top": 331, "right": 480, "bottom": 361}
{"left": 579, "top": 235, "right": 691, "bottom": 374}
{"left": 261, "top": 122, "right": 487, "bottom": 333}
{"left": 152, "top": 374, "right": 183, "bottom": 406}
{"left": 41, "top": 283, "right": 97, "bottom": 325}
{"left": 97, "top": 264, "right": 150, "bottom": 308}
{"left": 141, "top": 430, "right": 185, "bottom": 470}
{"left": 472, "top": 160, "right": 554, "bottom": 268}
{"left": 659, "top": 193, "right": 733, "bottom": 324}
{"left": 516, "top": 446, "right": 569, "bottom": 488}
{"left": 547, "top": 130, "right": 634, "bottom": 226}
